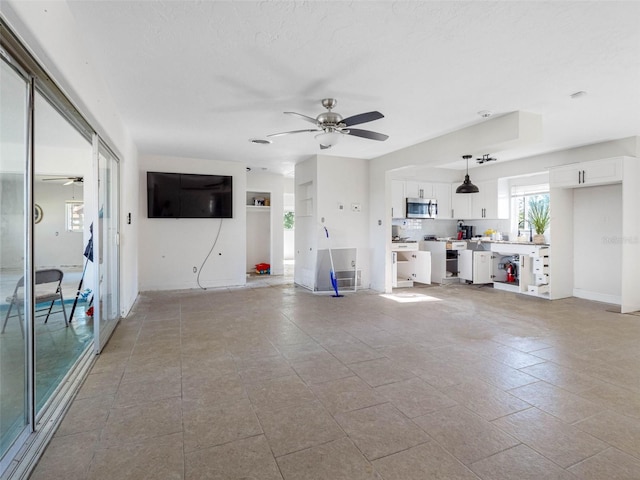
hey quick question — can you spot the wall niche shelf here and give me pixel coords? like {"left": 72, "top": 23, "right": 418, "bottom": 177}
{"left": 246, "top": 191, "right": 271, "bottom": 208}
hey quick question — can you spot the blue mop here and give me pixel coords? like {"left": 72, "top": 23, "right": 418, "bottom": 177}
{"left": 324, "top": 227, "right": 343, "bottom": 297}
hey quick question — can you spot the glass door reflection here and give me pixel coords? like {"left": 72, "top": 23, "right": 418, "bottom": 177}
{"left": 33, "top": 91, "right": 93, "bottom": 413}
{"left": 95, "top": 139, "right": 119, "bottom": 353}
{"left": 0, "top": 56, "right": 28, "bottom": 461}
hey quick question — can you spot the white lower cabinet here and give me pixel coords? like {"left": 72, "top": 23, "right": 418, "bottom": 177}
{"left": 394, "top": 251, "right": 431, "bottom": 286}
{"left": 396, "top": 251, "right": 431, "bottom": 284}
{"left": 490, "top": 243, "right": 550, "bottom": 298}
{"left": 459, "top": 250, "right": 492, "bottom": 284}
{"left": 392, "top": 243, "right": 431, "bottom": 287}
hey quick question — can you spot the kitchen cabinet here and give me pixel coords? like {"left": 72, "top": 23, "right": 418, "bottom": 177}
{"left": 433, "top": 182, "right": 452, "bottom": 219}
{"left": 490, "top": 243, "right": 549, "bottom": 298}
{"left": 391, "top": 180, "right": 405, "bottom": 218}
{"left": 420, "top": 240, "right": 466, "bottom": 284}
{"left": 451, "top": 189, "right": 472, "bottom": 219}
{"left": 405, "top": 181, "right": 431, "bottom": 199}
{"left": 459, "top": 250, "right": 492, "bottom": 284}
{"left": 392, "top": 180, "right": 452, "bottom": 219}
{"left": 397, "top": 250, "right": 431, "bottom": 285}
{"left": 549, "top": 157, "right": 623, "bottom": 188}
{"left": 392, "top": 242, "right": 430, "bottom": 287}
{"left": 451, "top": 180, "right": 508, "bottom": 220}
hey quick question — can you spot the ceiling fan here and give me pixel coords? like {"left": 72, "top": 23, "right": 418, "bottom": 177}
{"left": 267, "top": 98, "right": 389, "bottom": 149}
{"left": 42, "top": 176, "right": 84, "bottom": 185}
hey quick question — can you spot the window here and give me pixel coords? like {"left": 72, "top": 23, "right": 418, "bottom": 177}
{"left": 284, "top": 210, "right": 295, "bottom": 230}
{"left": 65, "top": 201, "right": 84, "bottom": 232}
{"left": 511, "top": 184, "right": 549, "bottom": 235}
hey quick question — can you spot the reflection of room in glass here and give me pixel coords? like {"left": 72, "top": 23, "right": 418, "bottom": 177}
{"left": 65, "top": 201, "right": 84, "bottom": 232}
{"left": 32, "top": 89, "right": 94, "bottom": 418}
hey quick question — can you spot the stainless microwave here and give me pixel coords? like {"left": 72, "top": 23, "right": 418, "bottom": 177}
{"left": 406, "top": 197, "right": 437, "bottom": 219}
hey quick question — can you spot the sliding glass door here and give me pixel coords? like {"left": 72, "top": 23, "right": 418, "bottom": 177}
{"left": 33, "top": 91, "right": 94, "bottom": 413}
{"left": 95, "top": 139, "right": 119, "bottom": 353}
{"left": 0, "top": 19, "right": 121, "bottom": 474}
{"left": 0, "top": 54, "right": 29, "bottom": 463}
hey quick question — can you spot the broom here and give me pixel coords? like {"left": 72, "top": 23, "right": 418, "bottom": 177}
{"left": 324, "top": 226, "right": 343, "bottom": 297}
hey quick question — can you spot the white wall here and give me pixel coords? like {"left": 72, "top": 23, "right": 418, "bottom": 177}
{"left": 317, "top": 155, "right": 370, "bottom": 288}
{"left": 138, "top": 154, "right": 246, "bottom": 290}
{"left": 34, "top": 182, "right": 84, "bottom": 268}
{"left": 573, "top": 184, "right": 622, "bottom": 303}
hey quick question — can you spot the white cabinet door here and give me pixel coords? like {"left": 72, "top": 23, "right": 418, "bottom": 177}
{"left": 479, "top": 181, "right": 498, "bottom": 219}
{"left": 433, "top": 183, "right": 452, "bottom": 219}
{"left": 466, "top": 181, "right": 499, "bottom": 219}
{"left": 582, "top": 157, "right": 623, "bottom": 186}
{"left": 550, "top": 158, "right": 623, "bottom": 188}
{"left": 391, "top": 180, "right": 405, "bottom": 218}
{"left": 405, "top": 181, "right": 435, "bottom": 199}
{"left": 474, "top": 251, "right": 493, "bottom": 284}
{"left": 411, "top": 251, "right": 432, "bottom": 284}
{"left": 451, "top": 184, "right": 473, "bottom": 219}
{"left": 549, "top": 163, "right": 582, "bottom": 187}
{"left": 405, "top": 181, "right": 422, "bottom": 199}
{"left": 458, "top": 250, "right": 473, "bottom": 282}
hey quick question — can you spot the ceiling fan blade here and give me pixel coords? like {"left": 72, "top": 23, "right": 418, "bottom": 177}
{"left": 345, "top": 128, "right": 389, "bottom": 141}
{"left": 284, "top": 112, "right": 318, "bottom": 125}
{"left": 341, "top": 111, "right": 384, "bottom": 127}
{"left": 267, "top": 129, "right": 320, "bottom": 138}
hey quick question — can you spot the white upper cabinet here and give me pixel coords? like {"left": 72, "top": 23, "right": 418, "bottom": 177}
{"left": 451, "top": 186, "right": 472, "bottom": 219}
{"left": 549, "top": 157, "right": 623, "bottom": 188}
{"left": 405, "top": 181, "right": 431, "bottom": 199}
{"left": 392, "top": 180, "right": 451, "bottom": 218}
{"left": 391, "top": 180, "right": 405, "bottom": 218}
{"left": 451, "top": 179, "right": 507, "bottom": 220}
{"left": 433, "top": 182, "right": 452, "bottom": 219}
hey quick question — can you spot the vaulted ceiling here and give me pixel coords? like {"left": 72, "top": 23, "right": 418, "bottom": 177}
{"left": 61, "top": 1, "right": 640, "bottom": 175}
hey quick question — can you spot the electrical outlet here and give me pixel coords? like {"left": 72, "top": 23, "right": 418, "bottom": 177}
{"left": 351, "top": 203, "right": 361, "bottom": 212}
{"left": 193, "top": 266, "right": 197, "bottom": 273}
{"left": 338, "top": 203, "right": 344, "bottom": 210}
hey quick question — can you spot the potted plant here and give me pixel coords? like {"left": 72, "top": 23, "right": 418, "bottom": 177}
{"left": 528, "top": 197, "right": 550, "bottom": 244}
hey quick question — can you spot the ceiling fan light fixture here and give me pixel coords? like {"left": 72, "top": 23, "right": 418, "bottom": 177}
{"left": 456, "top": 155, "right": 479, "bottom": 194}
{"left": 315, "top": 131, "right": 341, "bottom": 148}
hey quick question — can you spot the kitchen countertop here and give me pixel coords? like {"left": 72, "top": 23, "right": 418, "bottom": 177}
{"left": 422, "top": 238, "right": 549, "bottom": 246}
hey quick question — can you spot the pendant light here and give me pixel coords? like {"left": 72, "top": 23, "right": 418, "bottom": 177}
{"left": 456, "top": 155, "right": 479, "bottom": 194}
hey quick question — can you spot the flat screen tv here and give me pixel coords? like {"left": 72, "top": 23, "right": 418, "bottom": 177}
{"left": 147, "top": 171, "right": 233, "bottom": 218}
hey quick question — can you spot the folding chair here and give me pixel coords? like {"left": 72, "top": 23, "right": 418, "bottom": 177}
{"left": 2, "top": 269, "right": 69, "bottom": 336}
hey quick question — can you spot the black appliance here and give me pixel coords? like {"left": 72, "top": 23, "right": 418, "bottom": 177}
{"left": 459, "top": 225, "right": 474, "bottom": 239}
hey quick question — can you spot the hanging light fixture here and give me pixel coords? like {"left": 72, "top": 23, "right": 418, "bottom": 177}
{"left": 456, "top": 155, "right": 479, "bottom": 194}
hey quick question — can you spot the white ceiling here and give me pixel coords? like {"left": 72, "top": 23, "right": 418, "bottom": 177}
{"left": 64, "top": 1, "right": 640, "bottom": 175}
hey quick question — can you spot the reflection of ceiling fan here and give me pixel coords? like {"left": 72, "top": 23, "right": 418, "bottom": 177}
{"left": 42, "top": 176, "right": 84, "bottom": 185}
{"left": 268, "top": 98, "right": 389, "bottom": 149}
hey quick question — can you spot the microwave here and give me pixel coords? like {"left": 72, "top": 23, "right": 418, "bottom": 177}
{"left": 406, "top": 197, "right": 438, "bottom": 219}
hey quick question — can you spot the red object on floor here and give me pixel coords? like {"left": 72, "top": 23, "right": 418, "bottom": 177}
{"left": 255, "top": 263, "right": 270, "bottom": 274}
{"left": 86, "top": 306, "right": 94, "bottom": 317}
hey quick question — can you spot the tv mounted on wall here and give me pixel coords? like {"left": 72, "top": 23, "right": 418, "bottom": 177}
{"left": 147, "top": 171, "right": 233, "bottom": 218}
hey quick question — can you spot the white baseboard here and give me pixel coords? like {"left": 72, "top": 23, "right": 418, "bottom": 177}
{"left": 573, "top": 288, "right": 621, "bottom": 306}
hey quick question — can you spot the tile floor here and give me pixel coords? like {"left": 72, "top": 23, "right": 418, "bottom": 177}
{"left": 29, "top": 279, "right": 640, "bottom": 479}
